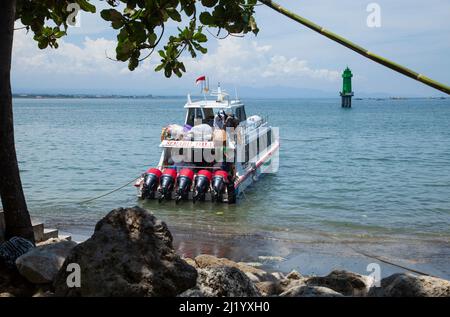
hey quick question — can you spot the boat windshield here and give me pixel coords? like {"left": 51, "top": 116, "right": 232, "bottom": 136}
{"left": 186, "top": 107, "right": 215, "bottom": 126}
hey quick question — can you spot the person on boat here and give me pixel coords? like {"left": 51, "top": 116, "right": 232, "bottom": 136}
{"left": 225, "top": 113, "right": 239, "bottom": 129}
{"left": 213, "top": 110, "right": 226, "bottom": 129}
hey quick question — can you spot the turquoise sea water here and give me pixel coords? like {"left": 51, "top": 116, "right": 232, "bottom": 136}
{"left": 12, "top": 97, "right": 450, "bottom": 277}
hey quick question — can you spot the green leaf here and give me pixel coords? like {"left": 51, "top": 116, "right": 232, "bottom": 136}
{"left": 199, "top": 12, "right": 214, "bottom": 25}
{"left": 123, "top": 7, "right": 136, "bottom": 16}
{"left": 193, "top": 42, "right": 207, "bottom": 54}
{"left": 128, "top": 57, "right": 139, "bottom": 71}
{"left": 201, "top": 0, "right": 218, "bottom": 8}
{"left": 116, "top": 40, "right": 135, "bottom": 61}
{"left": 37, "top": 39, "right": 49, "bottom": 49}
{"left": 77, "top": 0, "right": 96, "bottom": 13}
{"left": 155, "top": 64, "right": 165, "bottom": 72}
{"left": 148, "top": 33, "right": 158, "bottom": 46}
{"left": 182, "top": 3, "right": 195, "bottom": 17}
{"left": 166, "top": 8, "right": 182, "bottom": 22}
{"left": 112, "top": 20, "right": 124, "bottom": 29}
{"left": 173, "top": 67, "right": 182, "bottom": 77}
{"left": 54, "top": 31, "right": 66, "bottom": 38}
{"left": 164, "top": 67, "right": 172, "bottom": 78}
{"left": 131, "top": 23, "right": 146, "bottom": 43}
{"left": 100, "top": 9, "right": 122, "bottom": 23}
{"left": 117, "top": 28, "right": 129, "bottom": 42}
{"left": 193, "top": 32, "right": 207, "bottom": 43}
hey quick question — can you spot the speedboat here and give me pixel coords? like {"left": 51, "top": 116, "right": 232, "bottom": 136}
{"left": 134, "top": 84, "right": 279, "bottom": 203}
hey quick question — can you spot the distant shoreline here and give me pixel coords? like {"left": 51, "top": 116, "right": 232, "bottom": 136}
{"left": 12, "top": 94, "right": 447, "bottom": 100}
{"left": 12, "top": 93, "right": 184, "bottom": 100}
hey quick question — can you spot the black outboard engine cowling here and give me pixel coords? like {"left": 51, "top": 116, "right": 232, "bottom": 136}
{"left": 175, "top": 168, "right": 194, "bottom": 203}
{"left": 211, "top": 170, "right": 229, "bottom": 202}
{"left": 159, "top": 169, "right": 177, "bottom": 202}
{"left": 142, "top": 168, "right": 162, "bottom": 199}
{"left": 193, "top": 170, "right": 213, "bottom": 203}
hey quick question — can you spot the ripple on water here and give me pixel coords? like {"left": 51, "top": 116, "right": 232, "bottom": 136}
{"left": 12, "top": 97, "right": 450, "bottom": 246}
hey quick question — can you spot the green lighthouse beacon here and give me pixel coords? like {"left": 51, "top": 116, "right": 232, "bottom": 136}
{"left": 340, "top": 67, "right": 354, "bottom": 108}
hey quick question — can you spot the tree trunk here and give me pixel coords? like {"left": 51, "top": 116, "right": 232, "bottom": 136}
{"left": 0, "top": 0, "right": 35, "bottom": 243}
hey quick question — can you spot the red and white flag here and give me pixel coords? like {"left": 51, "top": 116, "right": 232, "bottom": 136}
{"left": 196, "top": 75, "right": 206, "bottom": 85}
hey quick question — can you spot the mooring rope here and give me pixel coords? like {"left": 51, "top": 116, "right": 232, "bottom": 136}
{"left": 295, "top": 225, "right": 435, "bottom": 277}
{"left": 3, "top": 174, "right": 436, "bottom": 277}
{"left": 78, "top": 176, "right": 140, "bottom": 205}
{"left": 46, "top": 174, "right": 443, "bottom": 277}
{"left": 353, "top": 249, "right": 434, "bottom": 277}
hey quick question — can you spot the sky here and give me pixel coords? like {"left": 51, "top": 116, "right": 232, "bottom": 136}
{"left": 11, "top": 0, "right": 450, "bottom": 97}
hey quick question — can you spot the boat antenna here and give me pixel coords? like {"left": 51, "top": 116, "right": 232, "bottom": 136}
{"left": 217, "top": 82, "right": 224, "bottom": 102}
{"left": 234, "top": 86, "right": 239, "bottom": 101}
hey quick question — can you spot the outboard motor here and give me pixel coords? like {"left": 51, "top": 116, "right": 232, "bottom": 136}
{"left": 159, "top": 168, "right": 177, "bottom": 202}
{"left": 142, "top": 168, "right": 162, "bottom": 199}
{"left": 193, "top": 170, "right": 212, "bottom": 203}
{"left": 211, "top": 170, "right": 229, "bottom": 202}
{"left": 175, "top": 168, "right": 194, "bottom": 203}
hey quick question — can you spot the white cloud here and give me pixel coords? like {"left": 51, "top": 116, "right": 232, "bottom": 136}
{"left": 12, "top": 30, "right": 120, "bottom": 75}
{"left": 185, "top": 37, "right": 340, "bottom": 86}
{"left": 9, "top": 0, "right": 449, "bottom": 96}
{"left": 12, "top": 30, "right": 339, "bottom": 90}
{"left": 262, "top": 56, "right": 340, "bottom": 80}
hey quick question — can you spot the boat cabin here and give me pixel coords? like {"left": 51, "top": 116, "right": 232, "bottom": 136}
{"left": 184, "top": 87, "right": 246, "bottom": 127}
{"left": 184, "top": 99, "right": 247, "bottom": 127}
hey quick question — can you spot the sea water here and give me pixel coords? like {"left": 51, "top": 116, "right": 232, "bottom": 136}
{"left": 12, "top": 97, "right": 450, "bottom": 277}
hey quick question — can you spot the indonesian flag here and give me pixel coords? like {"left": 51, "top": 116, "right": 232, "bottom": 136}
{"left": 196, "top": 75, "right": 206, "bottom": 84}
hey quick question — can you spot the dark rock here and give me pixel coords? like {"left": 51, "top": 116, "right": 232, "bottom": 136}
{"left": 54, "top": 207, "right": 197, "bottom": 296}
{"left": 16, "top": 240, "right": 77, "bottom": 284}
{"left": 196, "top": 266, "right": 261, "bottom": 297}
{"left": 286, "top": 270, "right": 302, "bottom": 280}
{"left": 368, "top": 273, "right": 450, "bottom": 297}
{"left": 279, "top": 276, "right": 306, "bottom": 293}
{"left": 194, "top": 254, "right": 275, "bottom": 283}
{"left": 0, "top": 262, "right": 36, "bottom": 297}
{"left": 177, "top": 288, "right": 206, "bottom": 297}
{"left": 255, "top": 281, "right": 283, "bottom": 296}
{"left": 281, "top": 285, "right": 344, "bottom": 297}
{"left": 271, "top": 272, "right": 285, "bottom": 280}
{"left": 306, "top": 270, "right": 373, "bottom": 296}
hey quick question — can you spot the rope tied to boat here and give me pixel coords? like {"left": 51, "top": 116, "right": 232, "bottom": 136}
{"left": 78, "top": 176, "right": 140, "bottom": 205}
{"left": 292, "top": 225, "right": 437, "bottom": 277}
{"left": 78, "top": 180, "right": 438, "bottom": 277}
{"left": 5, "top": 167, "right": 438, "bottom": 278}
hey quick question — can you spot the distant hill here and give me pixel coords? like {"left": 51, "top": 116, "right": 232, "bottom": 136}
{"left": 12, "top": 93, "right": 181, "bottom": 99}
{"left": 13, "top": 85, "right": 441, "bottom": 100}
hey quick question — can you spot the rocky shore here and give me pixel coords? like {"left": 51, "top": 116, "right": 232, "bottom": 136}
{"left": 1, "top": 207, "right": 449, "bottom": 297}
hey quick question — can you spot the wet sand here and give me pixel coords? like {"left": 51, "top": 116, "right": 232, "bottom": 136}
{"left": 170, "top": 225, "right": 450, "bottom": 279}
{"left": 61, "top": 223, "right": 450, "bottom": 280}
